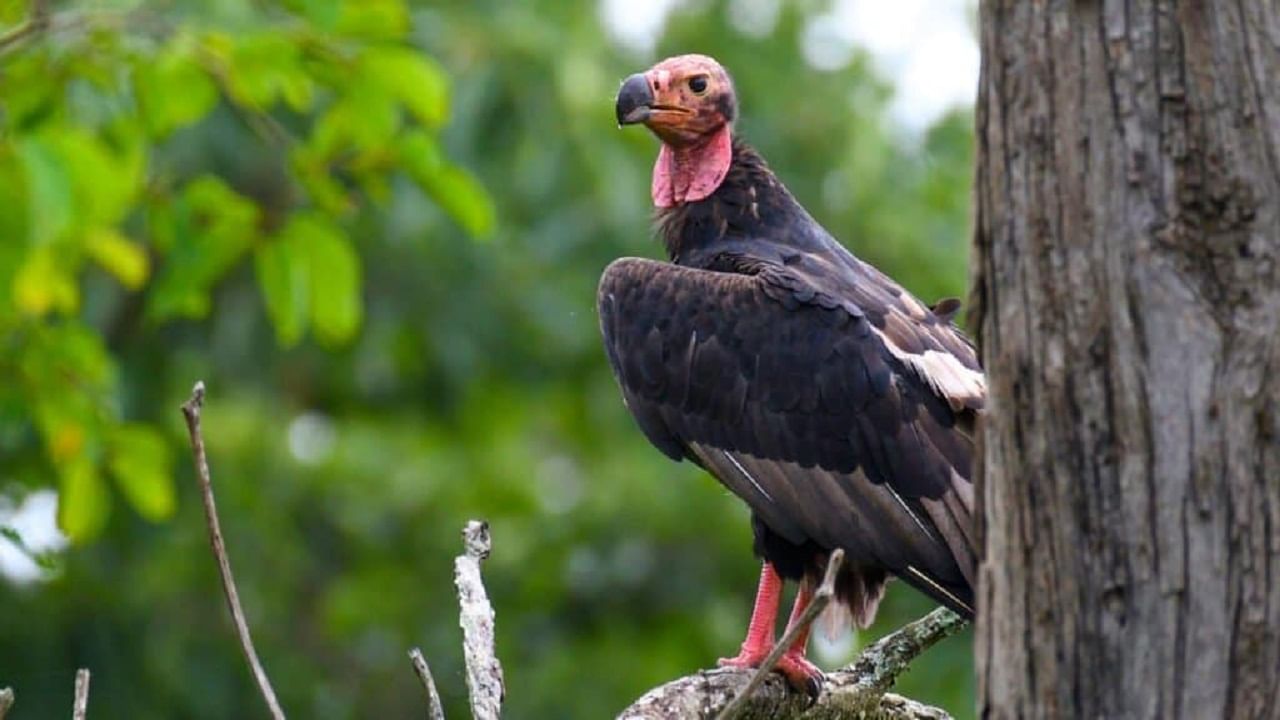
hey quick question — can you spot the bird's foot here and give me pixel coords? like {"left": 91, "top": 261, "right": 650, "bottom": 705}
{"left": 776, "top": 651, "right": 824, "bottom": 699}
{"left": 718, "top": 647, "right": 824, "bottom": 699}
{"left": 717, "top": 644, "right": 771, "bottom": 670}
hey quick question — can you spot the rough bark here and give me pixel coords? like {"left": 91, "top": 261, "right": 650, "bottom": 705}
{"left": 619, "top": 608, "right": 966, "bottom": 719}
{"left": 621, "top": 674, "right": 949, "bottom": 720}
{"left": 454, "top": 520, "right": 504, "bottom": 720}
{"left": 972, "top": 2, "right": 1280, "bottom": 719}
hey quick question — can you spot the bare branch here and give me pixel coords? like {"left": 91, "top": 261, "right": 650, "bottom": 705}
{"left": 717, "top": 549, "right": 845, "bottom": 720}
{"left": 454, "top": 520, "right": 504, "bottom": 720}
{"left": 181, "top": 381, "right": 286, "bottom": 720}
{"left": 845, "top": 607, "right": 967, "bottom": 693}
{"left": 0, "top": 687, "right": 13, "bottom": 720}
{"left": 621, "top": 603, "right": 967, "bottom": 720}
{"left": 0, "top": 0, "right": 49, "bottom": 53}
{"left": 72, "top": 669, "right": 89, "bottom": 720}
{"left": 408, "top": 648, "right": 446, "bottom": 720}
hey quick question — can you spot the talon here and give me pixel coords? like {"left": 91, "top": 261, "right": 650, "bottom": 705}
{"left": 776, "top": 652, "right": 824, "bottom": 698}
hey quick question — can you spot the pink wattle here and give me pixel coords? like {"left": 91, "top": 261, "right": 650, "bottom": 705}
{"left": 651, "top": 126, "right": 733, "bottom": 208}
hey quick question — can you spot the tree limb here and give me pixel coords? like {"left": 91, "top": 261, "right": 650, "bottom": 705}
{"left": 454, "top": 520, "right": 504, "bottom": 720}
{"left": 620, "top": 607, "right": 967, "bottom": 720}
{"left": 408, "top": 648, "right": 446, "bottom": 720}
{"left": 0, "top": 0, "right": 49, "bottom": 53}
{"left": 72, "top": 669, "right": 89, "bottom": 720}
{"left": 845, "top": 607, "right": 967, "bottom": 693}
{"left": 181, "top": 381, "right": 286, "bottom": 720}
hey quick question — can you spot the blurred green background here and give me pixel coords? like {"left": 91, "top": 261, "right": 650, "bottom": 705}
{"left": 0, "top": 0, "right": 976, "bottom": 717}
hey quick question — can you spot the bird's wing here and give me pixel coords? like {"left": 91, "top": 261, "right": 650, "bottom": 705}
{"left": 816, "top": 255, "right": 985, "bottom": 414}
{"left": 597, "top": 257, "right": 975, "bottom": 614}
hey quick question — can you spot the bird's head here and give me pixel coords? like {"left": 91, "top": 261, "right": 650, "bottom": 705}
{"left": 616, "top": 54, "right": 737, "bottom": 207}
{"left": 615, "top": 54, "right": 737, "bottom": 147}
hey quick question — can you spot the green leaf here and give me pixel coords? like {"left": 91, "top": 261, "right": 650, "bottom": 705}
{"left": 424, "top": 164, "right": 496, "bottom": 240}
{"left": 360, "top": 46, "right": 449, "bottom": 128}
{"left": 2, "top": 52, "right": 61, "bottom": 128}
{"left": 13, "top": 244, "right": 78, "bottom": 316}
{"left": 336, "top": 0, "right": 408, "bottom": 39}
{"left": 287, "top": 212, "right": 361, "bottom": 345}
{"left": 50, "top": 128, "right": 142, "bottom": 226}
{"left": 108, "top": 424, "right": 175, "bottom": 522}
{"left": 16, "top": 136, "right": 74, "bottom": 245}
{"left": 147, "top": 176, "right": 259, "bottom": 321}
{"left": 134, "top": 45, "right": 219, "bottom": 138}
{"left": 58, "top": 458, "right": 110, "bottom": 543}
{"left": 286, "top": 0, "right": 342, "bottom": 29}
{"left": 86, "top": 227, "right": 149, "bottom": 289}
{"left": 0, "top": 2, "right": 26, "bottom": 24}
{"left": 289, "top": 145, "right": 351, "bottom": 214}
{"left": 280, "top": 71, "right": 316, "bottom": 113}
{"left": 226, "top": 33, "right": 308, "bottom": 109}
{"left": 21, "top": 322, "right": 115, "bottom": 396}
{"left": 312, "top": 88, "right": 400, "bottom": 157}
{"left": 255, "top": 232, "right": 310, "bottom": 347}
{"left": 401, "top": 130, "right": 496, "bottom": 239}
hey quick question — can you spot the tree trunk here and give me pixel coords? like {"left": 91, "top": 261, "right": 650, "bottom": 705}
{"left": 972, "top": 2, "right": 1280, "bottom": 719}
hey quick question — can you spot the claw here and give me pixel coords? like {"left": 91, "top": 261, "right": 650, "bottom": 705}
{"left": 776, "top": 652, "right": 824, "bottom": 699}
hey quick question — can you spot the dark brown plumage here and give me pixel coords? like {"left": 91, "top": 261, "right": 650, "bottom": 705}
{"left": 601, "top": 54, "right": 981, "bottom": 691}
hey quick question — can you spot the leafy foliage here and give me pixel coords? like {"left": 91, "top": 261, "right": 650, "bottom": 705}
{"left": 0, "top": 0, "right": 977, "bottom": 718}
{"left": 0, "top": 0, "right": 492, "bottom": 542}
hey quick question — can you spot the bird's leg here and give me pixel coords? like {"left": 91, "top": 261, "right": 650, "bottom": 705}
{"left": 718, "top": 562, "right": 783, "bottom": 668}
{"left": 774, "top": 577, "right": 823, "bottom": 694}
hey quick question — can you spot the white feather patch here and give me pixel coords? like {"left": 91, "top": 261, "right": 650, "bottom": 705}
{"left": 873, "top": 327, "right": 986, "bottom": 410}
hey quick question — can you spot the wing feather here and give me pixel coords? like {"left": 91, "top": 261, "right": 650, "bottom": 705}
{"left": 598, "top": 256, "right": 976, "bottom": 614}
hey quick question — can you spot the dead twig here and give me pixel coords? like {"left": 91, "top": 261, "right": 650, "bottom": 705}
{"left": 454, "top": 520, "right": 504, "bottom": 720}
{"left": 72, "top": 669, "right": 89, "bottom": 720}
{"left": 181, "top": 381, "right": 286, "bottom": 720}
{"left": 716, "top": 549, "right": 845, "bottom": 720}
{"left": 408, "top": 648, "right": 446, "bottom": 720}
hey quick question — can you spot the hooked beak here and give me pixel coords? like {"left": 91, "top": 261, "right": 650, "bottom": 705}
{"left": 615, "top": 73, "right": 654, "bottom": 126}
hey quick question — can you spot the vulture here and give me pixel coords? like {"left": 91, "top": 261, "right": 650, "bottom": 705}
{"left": 598, "top": 54, "right": 981, "bottom": 693}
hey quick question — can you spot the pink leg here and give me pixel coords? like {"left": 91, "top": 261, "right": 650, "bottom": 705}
{"left": 718, "top": 562, "right": 783, "bottom": 667}
{"left": 775, "top": 580, "right": 824, "bottom": 695}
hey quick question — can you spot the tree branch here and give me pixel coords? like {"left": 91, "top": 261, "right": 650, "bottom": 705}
{"left": 0, "top": 0, "right": 49, "bottom": 53}
{"left": 454, "top": 520, "right": 504, "bottom": 720}
{"left": 72, "top": 669, "right": 89, "bottom": 720}
{"left": 408, "top": 648, "right": 446, "bottom": 720}
{"left": 845, "top": 607, "right": 967, "bottom": 693}
{"left": 181, "top": 381, "right": 286, "bottom": 720}
{"left": 620, "top": 607, "right": 967, "bottom": 720}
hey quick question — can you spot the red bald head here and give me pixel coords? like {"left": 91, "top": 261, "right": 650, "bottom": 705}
{"left": 616, "top": 54, "right": 738, "bottom": 206}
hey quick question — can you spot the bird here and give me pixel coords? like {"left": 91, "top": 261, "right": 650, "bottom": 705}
{"left": 598, "top": 54, "right": 982, "bottom": 694}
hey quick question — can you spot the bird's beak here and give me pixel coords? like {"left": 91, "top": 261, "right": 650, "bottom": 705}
{"left": 616, "top": 73, "right": 654, "bottom": 126}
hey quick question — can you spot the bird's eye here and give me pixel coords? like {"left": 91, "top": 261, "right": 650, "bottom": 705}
{"left": 688, "top": 76, "right": 709, "bottom": 94}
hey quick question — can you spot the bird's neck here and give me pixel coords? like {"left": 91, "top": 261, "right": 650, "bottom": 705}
{"left": 656, "top": 137, "right": 804, "bottom": 264}
{"left": 652, "top": 126, "right": 733, "bottom": 208}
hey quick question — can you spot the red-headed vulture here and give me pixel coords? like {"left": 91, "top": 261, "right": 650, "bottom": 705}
{"left": 598, "top": 54, "right": 981, "bottom": 693}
